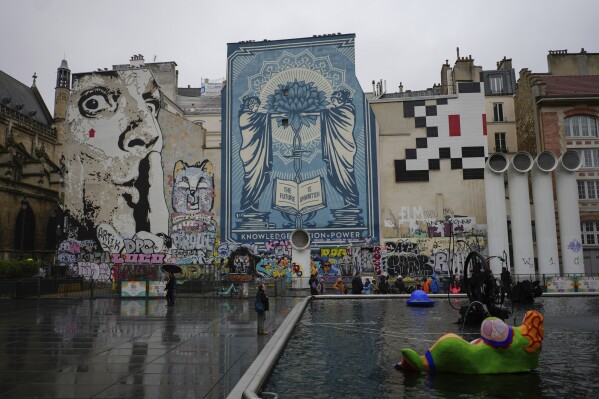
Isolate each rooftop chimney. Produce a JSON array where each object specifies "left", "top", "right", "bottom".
[{"left": 130, "top": 54, "right": 145, "bottom": 68}]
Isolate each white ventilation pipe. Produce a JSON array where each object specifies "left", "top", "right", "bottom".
[
  {"left": 531, "top": 151, "right": 559, "bottom": 275},
  {"left": 508, "top": 152, "right": 535, "bottom": 276},
  {"left": 485, "top": 153, "right": 510, "bottom": 275},
  {"left": 290, "top": 229, "right": 311, "bottom": 289},
  {"left": 556, "top": 150, "right": 584, "bottom": 274}
]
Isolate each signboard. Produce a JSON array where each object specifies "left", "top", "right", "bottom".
[
  {"left": 545, "top": 276, "right": 576, "bottom": 293},
  {"left": 121, "top": 281, "right": 147, "bottom": 297},
  {"left": 576, "top": 276, "right": 599, "bottom": 292},
  {"left": 148, "top": 280, "right": 167, "bottom": 297}
]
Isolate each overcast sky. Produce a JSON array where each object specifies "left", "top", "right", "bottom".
[{"left": 2, "top": 0, "right": 599, "bottom": 114}]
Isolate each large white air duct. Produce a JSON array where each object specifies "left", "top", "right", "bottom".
[
  {"left": 531, "top": 151, "right": 560, "bottom": 275},
  {"left": 556, "top": 150, "right": 584, "bottom": 274},
  {"left": 485, "top": 153, "right": 510, "bottom": 274},
  {"left": 290, "top": 229, "right": 311, "bottom": 289},
  {"left": 508, "top": 152, "right": 535, "bottom": 276}
]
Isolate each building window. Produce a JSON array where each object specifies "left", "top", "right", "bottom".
[
  {"left": 578, "top": 181, "right": 586, "bottom": 199},
  {"left": 577, "top": 148, "right": 599, "bottom": 168},
  {"left": 493, "top": 103, "right": 504, "bottom": 122},
  {"left": 582, "top": 221, "right": 599, "bottom": 245},
  {"left": 490, "top": 76, "right": 503, "bottom": 94},
  {"left": 578, "top": 180, "right": 599, "bottom": 199},
  {"left": 494, "top": 132, "right": 507, "bottom": 153},
  {"left": 281, "top": 118, "right": 289, "bottom": 127},
  {"left": 565, "top": 115, "right": 598, "bottom": 137}
]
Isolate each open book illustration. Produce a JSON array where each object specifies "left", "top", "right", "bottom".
[{"left": 272, "top": 176, "right": 326, "bottom": 215}]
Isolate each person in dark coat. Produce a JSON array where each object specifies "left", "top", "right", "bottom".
[
  {"left": 379, "top": 275, "right": 390, "bottom": 294},
  {"left": 351, "top": 271, "right": 364, "bottom": 294},
  {"left": 165, "top": 272, "right": 176, "bottom": 306},
  {"left": 256, "top": 284, "right": 270, "bottom": 335},
  {"left": 394, "top": 276, "right": 406, "bottom": 294},
  {"left": 309, "top": 274, "right": 319, "bottom": 295}
]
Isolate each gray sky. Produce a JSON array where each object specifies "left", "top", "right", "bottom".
[{"left": 2, "top": 0, "right": 599, "bottom": 114}]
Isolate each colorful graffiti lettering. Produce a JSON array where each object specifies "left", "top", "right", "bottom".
[
  {"left": 265, "top": 240, "right": 291, "bottom": 257},
  {"left": 111, "top": 253, "right": 166, "bottom": 264}
]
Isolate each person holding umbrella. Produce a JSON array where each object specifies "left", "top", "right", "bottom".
[{"left": 165, "top": 272, "right": 176, "bottom": 306}]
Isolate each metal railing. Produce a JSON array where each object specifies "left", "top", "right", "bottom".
[{"left": 0, "top": 277, "right": 296, "bottom": 300}]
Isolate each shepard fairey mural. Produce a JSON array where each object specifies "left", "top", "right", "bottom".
[{"left": 222, "top": 34, "right": 379, "bottom": 247}]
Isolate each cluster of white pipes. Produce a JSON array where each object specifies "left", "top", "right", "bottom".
[{"left": 485, "top": 150, "right": 583, "bottom": 275}]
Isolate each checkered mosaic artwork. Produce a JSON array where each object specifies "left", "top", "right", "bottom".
[{"left": 395, "top": 82, "right": 488, "bottom": 182}]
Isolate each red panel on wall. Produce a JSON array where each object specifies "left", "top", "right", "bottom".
[
  {"left": 449, "top": 115, "right": 461, "bottom": 136},
  {"left": 482, "top": 114, "right": 487, "bottom": 135}
]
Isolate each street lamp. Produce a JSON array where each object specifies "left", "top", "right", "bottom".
[{"left": 20, "top": 197, "right": 29, "bottom": 260}]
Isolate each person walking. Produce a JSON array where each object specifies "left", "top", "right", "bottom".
[
  {"left": 256, "top": 284, "right": 269, "bottom": 335},
  {"left": 165, "top": 272, "right": 176, "bottom": 306},
  {"left": 351, "top": 271, "right": 364, "bottom": 294}
]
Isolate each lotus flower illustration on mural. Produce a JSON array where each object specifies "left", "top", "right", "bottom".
[{"left": 266, "top": 80, "right": 329, "bottom": 133}]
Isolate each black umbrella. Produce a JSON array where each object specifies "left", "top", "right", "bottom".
[{"left": 161, "top": 264, "right": 182, "bottom": 274}]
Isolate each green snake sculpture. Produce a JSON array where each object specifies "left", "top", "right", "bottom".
[{"left": 396, "top": 310, "right": 544, "bottom": 374}]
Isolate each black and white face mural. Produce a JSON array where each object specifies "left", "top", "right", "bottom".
[{"left": 62, "top": 69, "right": 169, "bottom": 253}]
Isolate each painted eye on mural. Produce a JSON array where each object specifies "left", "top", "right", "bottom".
[
  {"left": 177, "top": 177, "right": 190, "bottom": 189},
  {"left": 78, "top": 87, "right": 115, "bottom": 118},
  {"left": 143, "top": 90, "right": 160, "bottom": 118}
]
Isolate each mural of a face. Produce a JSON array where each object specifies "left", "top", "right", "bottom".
[{"left": 63, "top": 69, "right": 169, "bottom": 252}]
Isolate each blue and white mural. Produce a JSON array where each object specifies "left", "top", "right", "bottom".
[{"left": 222, "top": 34, "right": 379, "bottom": 247}]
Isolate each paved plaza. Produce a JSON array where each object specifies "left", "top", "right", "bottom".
[
  {"left": 2, "top": 293, "right": 599, "bottom": 398},
  {"left": 0, "top": 296, "right": 302, "bottom": 398}
]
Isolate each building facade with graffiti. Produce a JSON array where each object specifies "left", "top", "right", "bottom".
[
  {"left": 58, "top": 56, "right": 220, "bottom": 284},
  {"left": 56, "top": 40, "right": 489, "bottom": 285},
  {"left": 55, "top": 41, "right": 591, "bottom": 286},
  {"left": 221, "top": 35, "right": 380, "bottom": 251},
  {"left": 369, "top": 71, "right": 490, "bottom": 277}
]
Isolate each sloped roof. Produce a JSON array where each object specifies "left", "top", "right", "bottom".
[
  {"left": 0, "top": 69, "right": 52, "bottom": 125},
  {"left": 538, "top": 75, "right": 599, "bottom": 96}
]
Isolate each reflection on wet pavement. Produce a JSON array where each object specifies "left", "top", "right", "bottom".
[{"left": 0, "top": 297, "right": 300, "bottom": 398}]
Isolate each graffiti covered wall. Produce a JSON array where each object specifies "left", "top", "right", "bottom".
[
  {"left": 60, "top": 67, "right": 219, "bottom": 280},
  {"left": 222, "top": 34, "right": 380, "bottom": 248}
]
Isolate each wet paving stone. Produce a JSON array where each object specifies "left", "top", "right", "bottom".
[{"left": 0, "top": 297, "right": 300, "bottom": 398}]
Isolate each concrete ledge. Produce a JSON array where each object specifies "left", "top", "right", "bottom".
[{"left": 228, "top": 296, "right": 310, "bottom": 399}]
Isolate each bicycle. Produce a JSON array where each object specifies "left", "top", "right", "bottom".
[{"left": 216, "top": 282, "right": 240, "bottom": 298}]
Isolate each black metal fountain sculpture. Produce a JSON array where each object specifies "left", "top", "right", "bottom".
[
  {"left": 510, "top": 279, "right": 543, "bottom": 303},
  {"left": 455, "top": 251, "right": 510, "bottom": 326}
]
